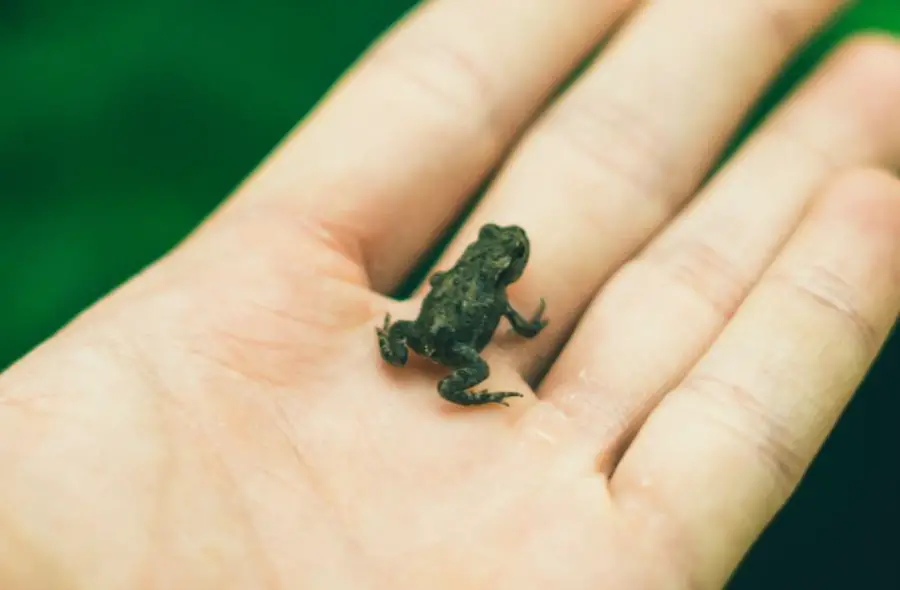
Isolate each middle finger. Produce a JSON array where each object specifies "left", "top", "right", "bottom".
[{"left": 423, "top": 0, "right": 849, "bottom": 376}]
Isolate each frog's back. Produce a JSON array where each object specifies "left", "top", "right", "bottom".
[{"left": 416, "top": 264, "right": 502, "bottom": 351}]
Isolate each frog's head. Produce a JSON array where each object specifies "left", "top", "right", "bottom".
[{"left": 479, "top": 223, "right": 530, "bottom": 286}]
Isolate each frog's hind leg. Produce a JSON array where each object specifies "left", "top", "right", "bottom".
[
  {"left": 376, "top": 314, "right": 414, "bottom": 367},
  {"left": 437, "top": 345, "right": 523, "bottom": 407}
]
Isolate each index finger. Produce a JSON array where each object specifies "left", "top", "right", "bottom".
[{"left": 206, "top": 0, "right": 635, "bottom": 292}]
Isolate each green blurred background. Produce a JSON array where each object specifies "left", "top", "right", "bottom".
[{"left": 2, "top": 1, "right": 899, "bottom": 587}]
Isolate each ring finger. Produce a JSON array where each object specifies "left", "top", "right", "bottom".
[
  {"left": 611, "top": 167, "right": 900, "bottom": 587},
  {"left": 541, "top": 36, "right": 900, "bottom": 459}
]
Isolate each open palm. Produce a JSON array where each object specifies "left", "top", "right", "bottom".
[{"left": 3, "top": 1, "right": 900, "bottom": 588}]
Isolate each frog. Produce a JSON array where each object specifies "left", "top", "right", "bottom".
[{"left": 376, "top": 223, "right": 548, "bottom": 407}]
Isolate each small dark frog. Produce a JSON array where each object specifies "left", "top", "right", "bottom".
[{"left": 377, "top": 223, "right": 548, "bottom": 407}]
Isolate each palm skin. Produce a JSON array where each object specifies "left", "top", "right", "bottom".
[{"left": 0, "top": 229, "right": 658, "bottom": 589}]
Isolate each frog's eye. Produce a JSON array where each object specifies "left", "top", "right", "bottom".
[{"left": 479, "top": 223, "right": 501, "bottom": 239}]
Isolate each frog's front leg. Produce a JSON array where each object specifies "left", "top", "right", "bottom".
[
  {"left": 504, "top": 297, "right": 548, "bottom": 338},
  {"left": 376, "top": 314, "right": 414, "bottom": 367},
  {"left": 437, "top": 344, "right": 524, "bottom": 407}
]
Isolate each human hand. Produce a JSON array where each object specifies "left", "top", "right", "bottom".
[{"left": 2, "top": 0, "right": 900, "bottom": 588}]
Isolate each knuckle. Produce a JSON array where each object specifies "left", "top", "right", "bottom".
[
  {"left": 636, "top": 239, "right": 750, "bottom": 320},
  {"left": 770, "top": 263, "right": 879, "bottom": 363},
  {"left": 677, "top": 374, "right": 808, "bottom": 495},
  {"left": 370, "top": 28, "right": 509, "bottom": 153},
  {"left": 540, "top": 91, "right": 679, "bottom": 213}
]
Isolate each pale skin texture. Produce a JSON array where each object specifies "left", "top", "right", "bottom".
[{"left": 2, "top": 0, "right": 900, "bottom": 588}]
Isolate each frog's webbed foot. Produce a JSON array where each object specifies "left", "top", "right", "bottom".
[
  {"left": 505, "top": 297, "right": 548, "bottom": 338},
  {"left": 437, "top": 345, "right": 523, "bottom": 407},
  {"left": 376, "top": 314, "right": 413, "bottom": 367}
]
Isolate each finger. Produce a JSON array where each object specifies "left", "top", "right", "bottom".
[
  {"left": 609, "top": 168, "right": 900, "bottom": 588},
  {"left": 541, "top": 36, "right": 900, "bottom": 456},
  {"left": 207, "top": 0, "right": 634, "bottom": 293},
  {"left": 420, "top": 0, "right": 850, "bottom": 374}
]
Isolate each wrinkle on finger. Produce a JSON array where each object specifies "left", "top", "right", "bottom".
[
  {"left": 540, "top": 34, "right": 900, "bottom": 457},
  {"left": 610, "top": 167, "right": 900, "bottom": 588},
  {"left": 418, "top": 0, "right": 852, "bottom": 383},
  {"left": 207, "top": 0, "right": 635, "bottom": 294}
]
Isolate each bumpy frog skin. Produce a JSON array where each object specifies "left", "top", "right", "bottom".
[{"left": 377, "top": 223, "right": 548, "bottom": 407}]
